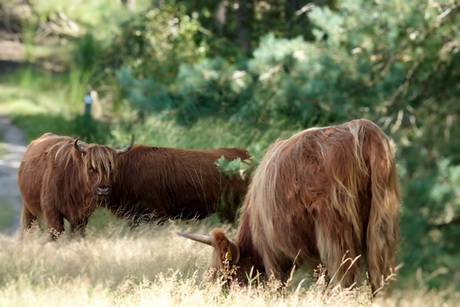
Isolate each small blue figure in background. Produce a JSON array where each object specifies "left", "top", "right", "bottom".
[{"left": 84, "top": 93, "right": 92, "bottom": 120}]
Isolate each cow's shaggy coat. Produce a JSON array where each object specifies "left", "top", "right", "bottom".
[
  {"left": 179, "top": 119, "right": 401, "bottom": 294},
  {"left": 18, "top": 133, "right": 131, "bottom": 239},
  {"left": 107, "top": 145, "right": 251, "bottom": 224}
]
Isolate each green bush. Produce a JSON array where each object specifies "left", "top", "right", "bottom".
[{"left": 111, "top": 3, "right": 205, "bottom": 81}]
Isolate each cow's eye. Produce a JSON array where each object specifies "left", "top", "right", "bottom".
[{"left": 88, "top": 167, "right": 97, "bottom": 172}]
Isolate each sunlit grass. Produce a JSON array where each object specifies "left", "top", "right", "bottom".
[
  {"left": 29, "top": 0, "right": 152, "bottom": 28},
  {"left": 0, "top": 69, "right": 99, "bottom": 142},
  {"left": 111, "top": 113, "right": 299, "bottom": 162},
  {"left": 0, "top": 221, "right": 369, "bottom": 307},
  {"left": 1, "top": 221, "right": 458, "bottom": 307}
]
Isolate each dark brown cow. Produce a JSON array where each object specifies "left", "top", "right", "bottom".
[
  {"left": 179, "top": 119, "right": 401, "bottom": 294},
  {"left": 17, "top": 133, "right": 133, "bottom": 239},
  {"left": 106, "top": 145, "right": 251, "bottom": 224}
]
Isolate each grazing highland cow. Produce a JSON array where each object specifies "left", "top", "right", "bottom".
[
  {"left": 17, "top": 133, "right": 133, "bottom": 239},
  {"left": 179, "top": 119, "right": 401, "bottom": 294},
  {"left": 107, "top": 145, "right": 251, "bottom": 225}
]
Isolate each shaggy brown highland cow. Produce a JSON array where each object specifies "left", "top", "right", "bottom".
[
  {"left": 179, "top": 118, "right": 401, "bottom": 294},
  {"left": 107, "top": 145, "right": 251, "bottom": 224},
  {"left": 18, "top": 133, "right": 132, "bottom": 239}
]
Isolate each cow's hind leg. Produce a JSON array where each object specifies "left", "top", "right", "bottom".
[
  {"left": 20, "top": 206, "right": 38, "bottom": 234},
  {"left": 315, "top": 216, "right": 362, "bottom": 289}
]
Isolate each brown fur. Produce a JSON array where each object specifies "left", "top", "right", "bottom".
[
  {"left": 207, "top": 119, "right": 401, "bottom": 293},
  {"left": 17, "top": 133, "right": 129, "bottom": 239},
  {"left": 107, "top": 145, "right": 251, "bottom": 224}
]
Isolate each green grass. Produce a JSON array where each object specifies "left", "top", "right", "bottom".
[
  {"left": 111, "top": 112, "right": 298, "bottom": 162},
  {"left": 29, "top": 0, "right": 152, "bottom": 28},
  {"left": 0, "top": 126, "right": 15, "bottom": 232},
  {"left": 0, "top": 67, "right": 113, "bottom": 142},
  {"left": 0, "top": 202, "right": 15, "bottom": 232}
]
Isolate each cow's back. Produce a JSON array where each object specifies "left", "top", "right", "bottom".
[{"left": 109, "top": 145, "right": 250, "bottom": 221}]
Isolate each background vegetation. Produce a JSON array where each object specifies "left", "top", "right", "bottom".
[{"left": 0, "top": 0, "right": 459, "bottom": 303}]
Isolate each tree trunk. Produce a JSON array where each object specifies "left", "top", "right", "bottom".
[{"left": 237, "top": 0, "right": 253, "bottom": 53}]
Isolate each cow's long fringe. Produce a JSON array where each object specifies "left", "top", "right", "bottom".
[
  {"left": 52, "top": 138, "right": 118, "bottom": 185},
  {"left": 240, "top": 118, "right": 400, "bottom": 292},
  {"left": 84, "top": 146, "right": 119, "bottom": 185}
]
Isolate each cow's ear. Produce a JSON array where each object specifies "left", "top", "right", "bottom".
[{"left": 211, "top": 228, "right": 240, "bottom": 264}]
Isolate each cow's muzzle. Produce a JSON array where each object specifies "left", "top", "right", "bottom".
[{"left": 95, "top": 186, "right": 111, "bottom": 196}]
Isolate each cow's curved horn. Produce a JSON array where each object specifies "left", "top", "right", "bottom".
[
  {"left": 116, "top": 135, "right": 134, "bottom": 154},
  {"left": 74, "top": 137, "right": 87, "bottom": 152},
  {"left": 177, "top": 231, "right": 213, "bottom": 246}
]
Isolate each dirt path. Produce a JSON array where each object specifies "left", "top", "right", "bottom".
[{"left": 0, "top": 114, "right": 26, "bottom": 235}]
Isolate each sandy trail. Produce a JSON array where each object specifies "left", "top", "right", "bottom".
[{"left": 0, "top": 114, "right": 26, "bottom": 235}]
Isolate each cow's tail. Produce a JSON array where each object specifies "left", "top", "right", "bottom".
[{"left": 365, "top": 121, "right": 401, "bottom": 294}]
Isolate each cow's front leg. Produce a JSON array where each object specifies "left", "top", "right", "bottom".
[{"left": 44, "top": 209, "right": 65, "bottom": 240}]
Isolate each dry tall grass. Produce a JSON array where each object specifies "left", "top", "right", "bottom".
[{"left": 0, "top": 221, "right": 458, "bottom": 307}]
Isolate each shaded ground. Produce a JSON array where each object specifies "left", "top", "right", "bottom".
[{"left": 0, "top": 114, "right": 26, "bottom": 235}]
